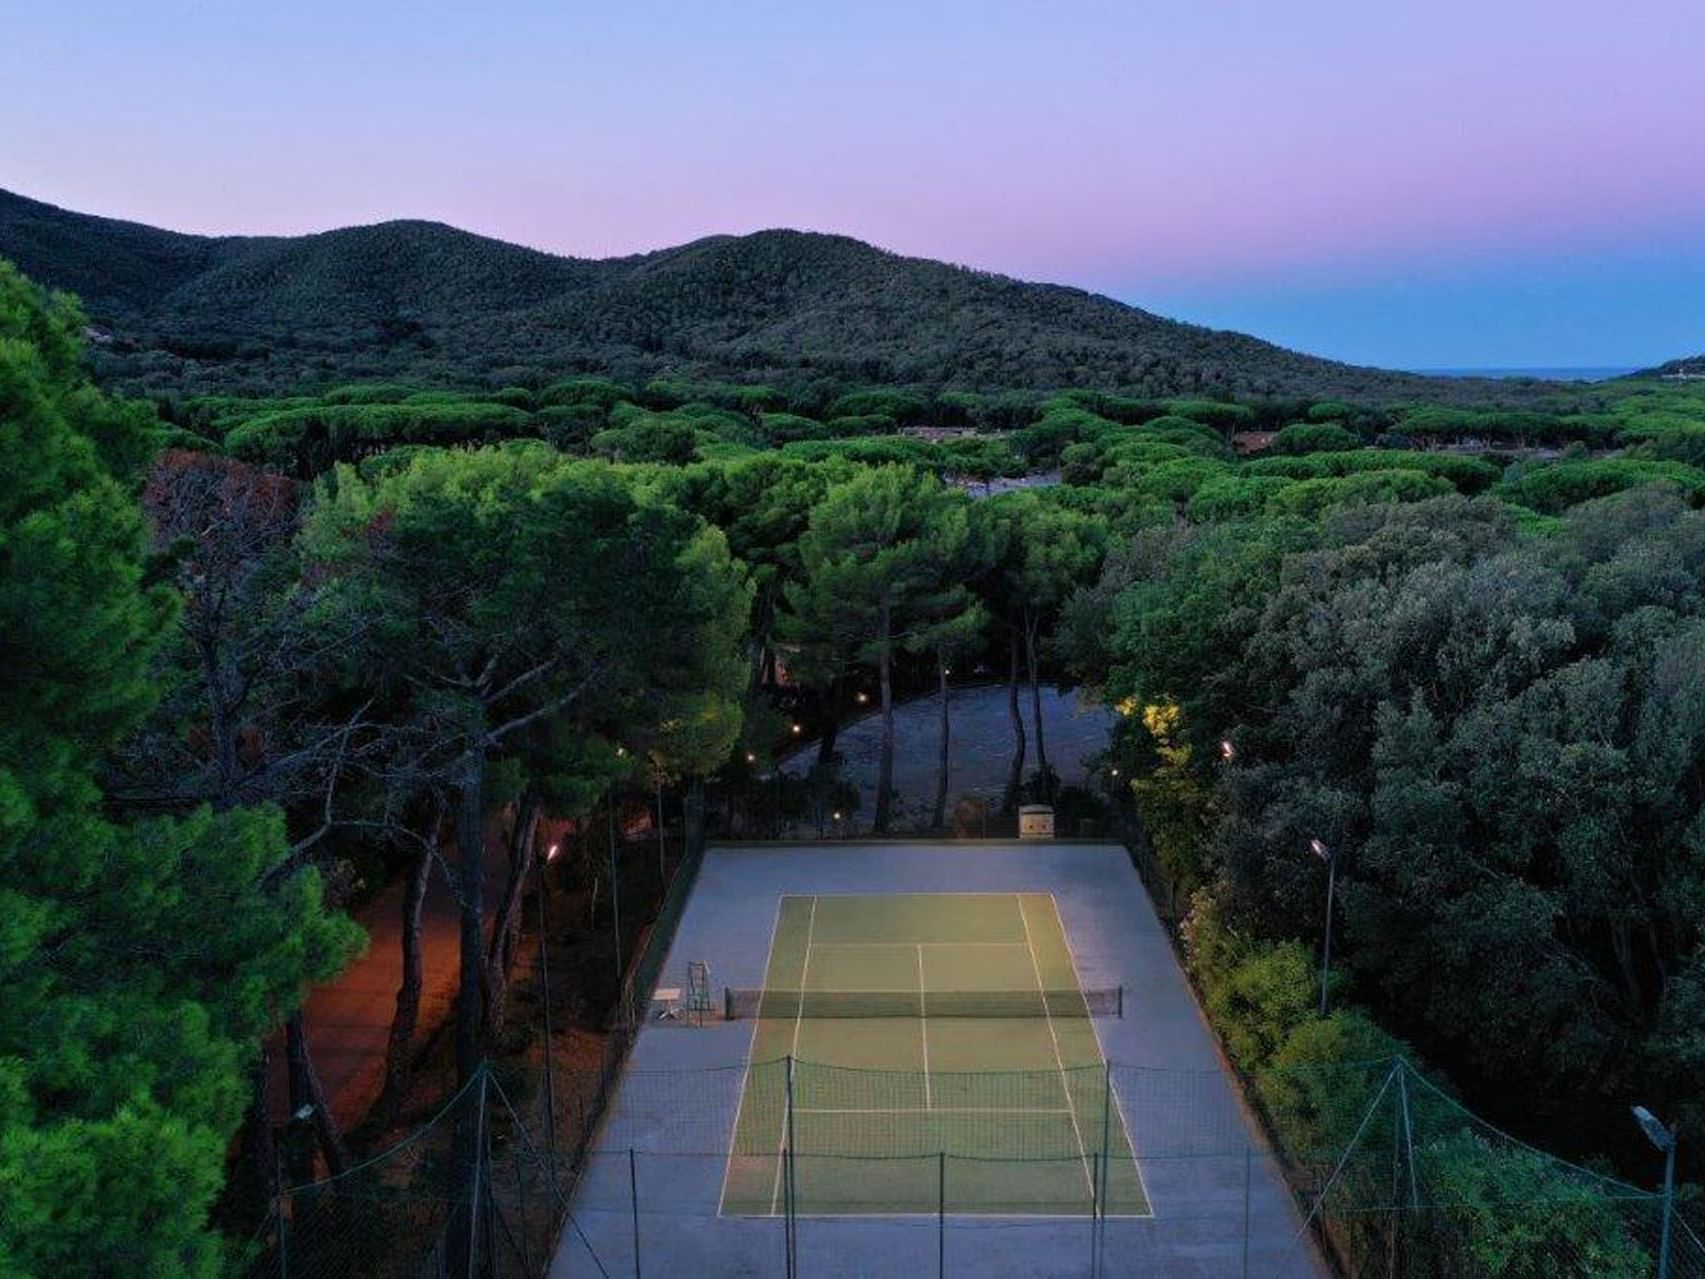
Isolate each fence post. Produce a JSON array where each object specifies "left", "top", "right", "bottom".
[
  {"left": 629, "top": 1147, "right": 642, "bottom": 1279},
  {"left": 538, "top": 855, "right": 558, "bottom": 1182},
  {"left": 1091, "top": 1151, "right": 1101, "bottom": 1279},
  {"left": 467, "top": 1068, "right": 489, "bottom": 1279},
  {"left": 938, "top": 1151, "right": 946, "bottom": 1278},
  {"left": 273, "top": 1144, "right": 288, "bottom": 1279},
  {"left": 1098, "top": 1063, "right": 1113, "bottom": 1277},
  {"left": 1242, "top": 1146, "right": 1252, "bottom": 1279},
  {"left": 785, "top": 1055, "right": 798, "bottom": 1279},
  {"left": 608, "top": 782, "right": 624, "bottom": 1006}
]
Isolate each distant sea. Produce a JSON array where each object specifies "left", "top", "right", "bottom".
[{"left": 1408, "top": 367, "right": 1639, "bottom": 382}]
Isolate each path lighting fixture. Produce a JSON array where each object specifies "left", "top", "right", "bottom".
[
  {"left": 746, "top": 751, "right": 757, "bottom": 763},
  {"left": 856, "top": 692, "right": 869, "bottom": 704},
  {"left": 546, "top": 842, "right": 560, "bottom": 863},
  {"left": 1220, "top": 739, "right": 1236, "bottom": 763},
  {"left": 791, "top": 723, "right": 803, "bottom": 735},
  {"left": 1633, "top": 1106, "right": 1677, "bottom": 1279},
  {"left": 1310, "top": 839, "right": 1336, "bottom": 1018}
]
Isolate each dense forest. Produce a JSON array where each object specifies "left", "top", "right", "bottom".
[
  {"left": 6, "top": 234, "right": 1705, "bottom": 1274},
  {"left": 0, "top": 187, "right": 1646, "bottom": 405}
]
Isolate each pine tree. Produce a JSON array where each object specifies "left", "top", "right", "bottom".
[{"left": 0, "top": 260, "right": 360, "bottom": 1273}]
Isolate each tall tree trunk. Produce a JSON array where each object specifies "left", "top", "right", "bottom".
[
  {"left": 455, "top": 748, "right": 487, "bottom": 1086},
  {"left": 932, "top": 649, "right": 951, "bottom": 830},
  {"left": 285, "top": 1012, "right": 348, "bottom": 1177},
  {"left": 815, "top": 678, "right": 841, "bottom": 766},
  {"left": 378, "top": 838, "right": 433, "bottom": 1124},
  {"left": 484, "top": 789, "right": 541, "bottom": 1040},
  {"left": 1004, "top": 631, "right": 1026, "bottom": 813},
  {"left": 874, "top": 605, "right": 895, "bottom": 832},
  {"left": 1026, "top": 622, "right": 1050, "bottom": 799}
]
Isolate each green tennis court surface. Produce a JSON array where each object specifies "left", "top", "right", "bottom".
[{"left": 720, "top": 893, "right": 1149, "bottom": 1218}]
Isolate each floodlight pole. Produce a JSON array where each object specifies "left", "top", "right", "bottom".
[
  {"left": 1311, "top": 839, "right": 1336, "bottom": 1018},
  {"left": 1660, "top": 1134, "right": 1676, "bottom": 1279},
  {"left": 1633, "top": 1106, "right": 1677, "bottom": 1279}
]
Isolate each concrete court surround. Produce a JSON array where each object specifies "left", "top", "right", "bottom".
[{"left": 552, "top": 841, "right": 1325, "bottom": 1278}]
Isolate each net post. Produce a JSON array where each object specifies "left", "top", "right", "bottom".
[
  {"left": 629, "top": 1146, "right": 642, "bottom": 1279},
  {"left": 1118, "top": 984, "right": 1124, "bottom": 1018}
]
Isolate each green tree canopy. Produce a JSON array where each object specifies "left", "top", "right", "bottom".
[{"left": 0, "top": 261, "right": 359, "bottom": 1274}]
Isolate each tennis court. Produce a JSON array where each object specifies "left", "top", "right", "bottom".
[{"left": 719, "top": 892, "right": 1150, "bottom": 1218}]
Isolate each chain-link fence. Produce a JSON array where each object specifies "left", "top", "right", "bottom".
[{"left": 250, "top": 1048, "right": 1703, "bottom": 1277}]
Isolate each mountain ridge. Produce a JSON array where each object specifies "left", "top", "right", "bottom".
[{"left": 0, "top": 187, "right": 1606, "bottom": 403}]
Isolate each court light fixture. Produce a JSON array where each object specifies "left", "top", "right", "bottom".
[
  {"left": 1309, "top": 839, "right": 1336, "bottom": 1017},
  {"left": 1632, "top": 1106, "right": 1677, "bottom": 1278}
]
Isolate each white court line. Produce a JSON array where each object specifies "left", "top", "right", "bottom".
[
  {"left": 804, "top": 940, "right": 1031, "bottom": 948},
  {"left": 1019, "top": 896, "right": 1096, "bottom": 1199},
  {"left": 916, "top": 944, "right": 932, "bottom": 1109},
  {"left": 717, "top": 893, "right": 788, "bottom": 1217},
  {"left": 770, "top": 896, "right": 819, "bottom": 1215},
  {"left": 1044, "top": 893, "right": 1156, "bottom": 1220},
  {"left": 795, "top": 1107, "right": 1075, "bottom": 1115}
]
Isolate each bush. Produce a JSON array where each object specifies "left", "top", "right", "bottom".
[
  {"left": 1245, "top": 449, "right": 1500, "bottom": 495},
  {"left": 1265, "top": 469, "right": 1454, "bottom": 519},
  {"left": 1186, "top": 475, "right": 1294, "bottom": 522},
  {"left": 1272, "top": 422, "right": 1359, "bottom": 455},
  {"left": 1493, "top": 460, "right": 1705, "bottom": 514}
]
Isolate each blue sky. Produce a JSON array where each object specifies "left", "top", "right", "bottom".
[{"left": 2, "top": 0, "right": 1701, "bottom": 368}]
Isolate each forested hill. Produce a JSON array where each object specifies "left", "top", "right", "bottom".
[
  {"left": 1642, "top": 354, "right": 1705, "bottom": 379},
  {"left": 1, "top": 187, "right": 1545, "bottom": 403}
]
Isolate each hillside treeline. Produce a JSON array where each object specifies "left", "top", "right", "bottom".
[{"left": 0, "top": 187, "right": 1649, "bottom": 405}]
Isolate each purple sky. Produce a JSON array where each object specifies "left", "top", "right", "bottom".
[{"left": 5, "top": 1, "right": 1702, "bottom": 366}]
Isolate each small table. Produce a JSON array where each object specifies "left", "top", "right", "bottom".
[{"left": 654, "top": 988, "right": 683, "bottom": 1020}]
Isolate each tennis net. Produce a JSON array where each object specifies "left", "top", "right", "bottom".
[{"left": 722, "top": 986, "right": 1124, "bottom": 1020}]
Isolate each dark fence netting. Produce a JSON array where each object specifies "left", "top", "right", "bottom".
[{"left": 247, "top": 1051, "right": 1703, "bottom": 1277}]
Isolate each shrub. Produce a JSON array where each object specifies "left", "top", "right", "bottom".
[{"left": 1272, "top": 422, "right": 1359, "bottom": 455}]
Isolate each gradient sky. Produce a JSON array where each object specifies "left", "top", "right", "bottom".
[{"left": 4, "top": 0, "right": 1702, "bottom": 367}]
